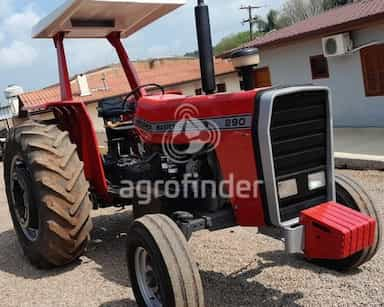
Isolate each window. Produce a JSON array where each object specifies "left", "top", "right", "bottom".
[
  {"left": 195, "top": 88, "right": 202, "bottom": 96},
  {"left": 254, "top": 67, "right": 272, "bottom": 88},
  {"left": 217, "top": 83, "right": 227, "bottom": 93},
  {"left": 361, "top": 44, "right": 384, "bottom": 97},
  {"left": 310, "top": 55, "right": 329, "bottom": 79},
  {"left": 240, "top": 81, "right": 245, "bottom": 90}
]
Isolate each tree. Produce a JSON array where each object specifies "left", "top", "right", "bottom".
[
  {"left": 281, "top": 0, "right": 311, "bottom": 25},
  {"left": 184, "top": 50, "right": 199, "bottom": 57},
  {"left": 183, "top": 0, "right": 359, "bottom": 57},
  {"left": 323, "top": 0, "right": 355, "bottom": 10},
  {"left": 256, "top": 10, "right": 283, "bottom": 33},
  {"left": 213, "top": 31, "right": 257, "bottom": 55},
  {"left": 281, "top": 0, "right": 359, "bottom": 26},
  {"left": 184, "top": 8, "right": 286, "bottom": 57},
  {"left": 184, "top": 31, "right": 260, "bottom": 57}
]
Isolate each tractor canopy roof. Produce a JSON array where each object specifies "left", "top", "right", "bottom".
[{"left": 33, "top": 0, "right": 185, "bottom": 39}]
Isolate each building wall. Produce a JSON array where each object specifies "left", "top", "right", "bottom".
[
  {"left": 258, "top": 23, "right": 384, "bottom": 127},
  {"left": 87, "top": 102, "right": 105, "bottom": 133},
  {"left": 167, "top": 72, "right": 241, "bottom": 96}
]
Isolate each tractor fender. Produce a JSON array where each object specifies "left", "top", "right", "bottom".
[{"left": 25, "top": 101, "right": 110, "bottom": 201}]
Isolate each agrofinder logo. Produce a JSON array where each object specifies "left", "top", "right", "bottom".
[
  {"left": 162, "top": 104, "right": 221, "bottom": 163},
  {"left": 120, "top": 104, "right": 263, "bottom": 204}
]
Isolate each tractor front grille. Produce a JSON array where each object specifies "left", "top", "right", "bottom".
[{"left": 270, "top": 91, "right": 329, "bottom": 221}]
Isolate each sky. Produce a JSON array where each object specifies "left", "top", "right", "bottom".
[{"left": 0, "top": 0, "right": 284, "bottom": 93}]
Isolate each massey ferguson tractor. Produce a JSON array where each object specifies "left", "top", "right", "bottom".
[{"left": 3, "top": 0, "right": 382, "bottom": 306}]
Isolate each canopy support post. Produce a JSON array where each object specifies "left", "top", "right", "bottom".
[
  {"left": 107, "top": 32, "right": 146, "bottom": 98},
  {"left": 54, "top": 32, "right": 73, "bottom": 101}
]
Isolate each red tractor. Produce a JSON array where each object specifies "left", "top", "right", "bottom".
[{"left": 4, "top": 0, "right": 381, "bottom": 306}]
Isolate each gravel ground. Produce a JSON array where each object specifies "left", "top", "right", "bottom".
[{"left": 0, "top": 166, "right": 383, "bottom": 307}]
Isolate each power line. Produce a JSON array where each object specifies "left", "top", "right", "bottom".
[{"left": 240, "top": 4, "right": 264, "bottom": 41}]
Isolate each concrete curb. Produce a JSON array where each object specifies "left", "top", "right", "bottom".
[{"left": 335, "top": 152, "right": 384, "bottom": 171}]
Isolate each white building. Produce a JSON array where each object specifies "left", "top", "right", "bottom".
[{"left": 228, "top": 0, "right": 384, "bottom": 127}]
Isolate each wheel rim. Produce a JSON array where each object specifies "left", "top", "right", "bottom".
[
  {"left": 10, "top": 156, "right": 39, "bottom": 242},
  {"left": 134, "top": 247, "right": 162, "bottom": 307}
]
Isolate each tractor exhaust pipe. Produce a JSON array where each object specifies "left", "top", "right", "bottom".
[{"left": 195, "top": 0, "right": 216, "bottom": 94}]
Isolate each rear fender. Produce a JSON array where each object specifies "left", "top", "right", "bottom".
[{"left": 26, "top": 101, "right": 109, "bottom": 201}]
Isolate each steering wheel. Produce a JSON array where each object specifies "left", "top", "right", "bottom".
[{"left": 123, "top": 83, "right": 165, "bottom": 104}]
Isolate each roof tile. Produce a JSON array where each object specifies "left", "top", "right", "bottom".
[
  {"left": 20, "top": 58, "right": 235, "bottom": 107},
  {"left": 223, "top": 0, "right": 384, "bottom": 56}
]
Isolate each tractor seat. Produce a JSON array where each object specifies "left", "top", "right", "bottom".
[{"left": 98, "top": 97, "right": 133, "bottom": 120}]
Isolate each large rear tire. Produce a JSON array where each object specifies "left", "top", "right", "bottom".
[
  {"left": 127, "top": 214, "right": 204, "bottom": 307},
  {"left": 314, "top": 172, "right": 382, "bottom": 271},
  {"left": 4, "top": 121, "right": 93, "bottom": 269}
]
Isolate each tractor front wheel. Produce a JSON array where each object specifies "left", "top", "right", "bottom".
[
  {"left": 313, "top": 172, "right": 382, "bottom": 271},
  {"left": 4, "top": 121, "right": 93, "bottom": 269},
  {"left": 127, "top": 214, "right": 205, "bottom": 307}
]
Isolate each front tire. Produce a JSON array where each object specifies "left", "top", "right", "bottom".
[
  {"left": 335, "top": 173, "right": 382, "bottom": 267},
  {"left": 313, "top": 172, "right": 382, "bottom": 271},
  {"left": 127, "top": 214, "right": 204, "bottom": 307},
  {"left": 4, "top": 121, "right": 93, "bottom": 268}
]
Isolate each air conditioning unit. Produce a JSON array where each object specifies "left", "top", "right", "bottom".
[{"left": 322, "top": 33, "right": 353, "bottom": 57}]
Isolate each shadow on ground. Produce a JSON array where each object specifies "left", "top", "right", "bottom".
[
  {"left": 0, "top": 208, "right": 361, "bottom": 307},
  {"left": 199, "top": 249, "right": 361, "bottom": 307},
  {"left": 0, "top": 229, "right": 81, "bottom": 279},
  {"left": 257, "top": 250, "right": 362, "bottom": 276},
  {"left": 99, "top": 299, "right": 137, "bottom": 307},
  {"left": 0, "top": 209, "right": 134, "bottom": 283},
  {"left": 86, "top": 209, "right": 135, "bottom": 287},
  {"left": 201, "top": 268, "right": 304, "bottom": 307}
]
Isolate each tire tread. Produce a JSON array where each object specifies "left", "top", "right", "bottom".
[
  {"left": 335, "top": 172, "right": 382, "bottom": 268},
  {"left": 4, "top": 120, "right": 92, "bottom": 268},
  {"left": 336, "top": 173, "right": 382, "bottom": 265},
  {"left": 131, "top": 214, "right": 205, "bottom": 307}
]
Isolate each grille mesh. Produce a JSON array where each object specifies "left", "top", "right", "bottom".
[{"left": 270, "top": 91, "right": 329, "bottom": 221}]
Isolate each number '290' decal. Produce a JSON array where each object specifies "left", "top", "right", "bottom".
[{"left": 134, "top": 115, "right": 253, "bottom": 133}]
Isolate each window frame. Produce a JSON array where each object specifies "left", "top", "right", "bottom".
[
  {"left": 360, "top": 44, "right": 384, "bottom": 97},
  {"left": 195, "top": 88, "right": 202, "bottom": 96},
  {"left": 254, "top": 66, "right": 272, "bottom": 88},
  {"left": 216, "top": 83, "right": 227, "bottom": 93},
  {"left": 310, "top": 54, "right": 330, "bottom": 80}
]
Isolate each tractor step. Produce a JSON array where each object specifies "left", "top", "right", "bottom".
[
  {"left": 300, "top": 202, "right": 376, "bottom": 260},
  {"left": 173, "top": 208, "right": 236, "bottom": 240}
]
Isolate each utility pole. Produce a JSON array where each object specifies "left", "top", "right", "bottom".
[{"left": 240, "top": 4, "right": 263, "bottom": 41}]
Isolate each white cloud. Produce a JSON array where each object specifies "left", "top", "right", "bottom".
[
  {"left": 3, "top": 8, "right": 40, "bottom": 39},
  {"left": 0, "top": 5, "right": 40, "bottom": 70},
  {"left": 146, "top": 45, "right": 173, "bottom": 58},
  {"left": 0, "top": 41, "right": 38, "bottom": 68},
  {"left": 0, "top": 0, "right": 285, "bottom": 92},
  {"left": 0, "top": 0, "right": 13, "bottom": 19},
  {"left": 66, "top": 39, "right": 117, "bottom": 73}
]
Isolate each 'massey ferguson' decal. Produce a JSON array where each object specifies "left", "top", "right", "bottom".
[{"left": 135, "top": 115, "right": 253, "bottom": 133}]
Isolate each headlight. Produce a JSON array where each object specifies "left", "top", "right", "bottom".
[
  {"left": 278, "top": 179, "right": 298, "bottom": 199},
  {"left": 308, "top": 171, "right": 326, "bottom": 191}
]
